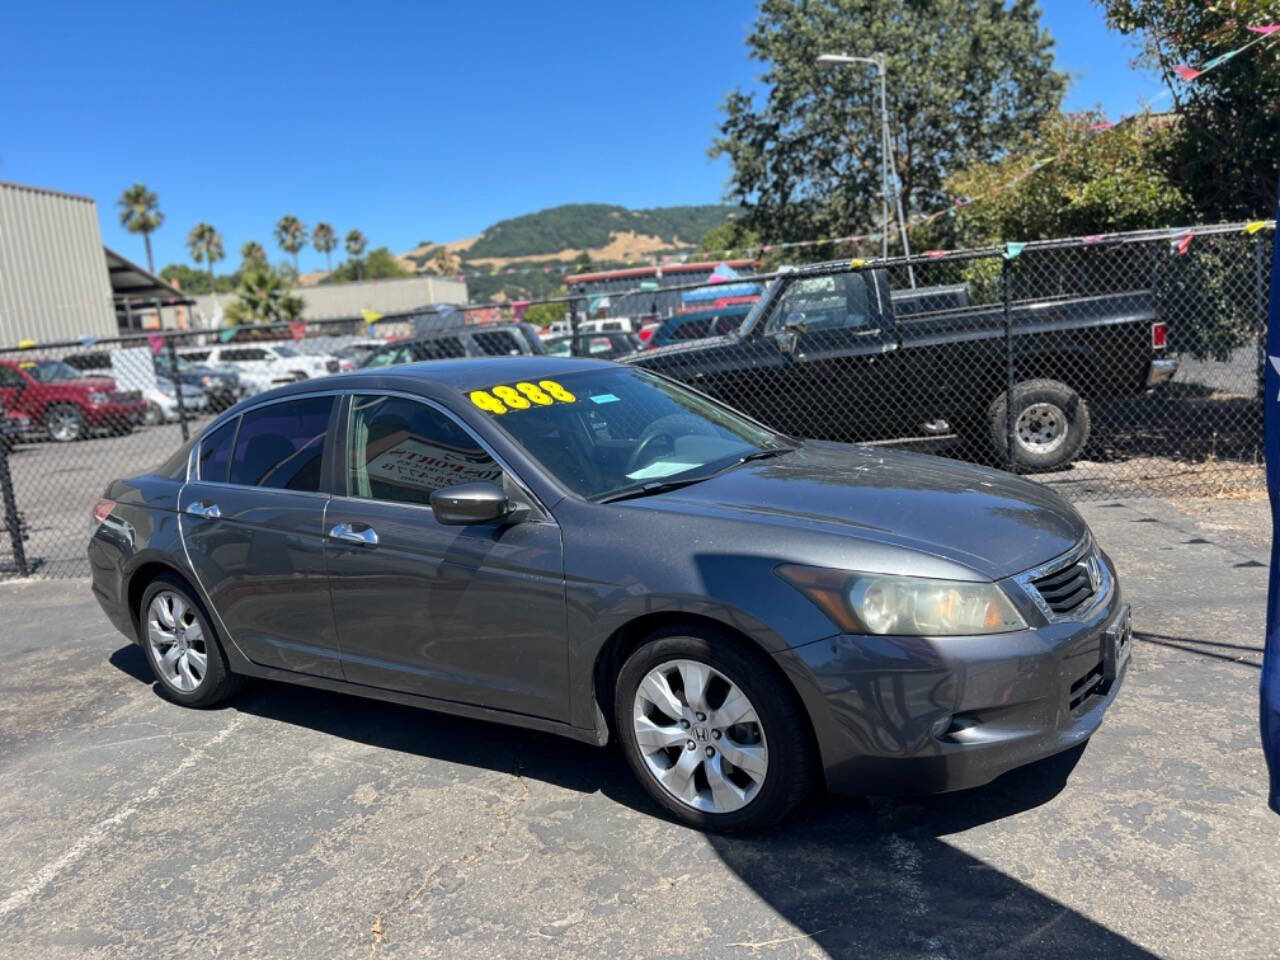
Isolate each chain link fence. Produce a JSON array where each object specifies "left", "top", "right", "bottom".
[{"left": 0, "top": 222, "right": 1271, "bottom": 580}]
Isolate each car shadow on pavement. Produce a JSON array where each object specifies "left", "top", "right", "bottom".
[
  {"left": 110, "top": 643, "right": 1157, "bottom": 957},
  {"left": 707, "top": 745, "right": 1158, "bottom": 958}
]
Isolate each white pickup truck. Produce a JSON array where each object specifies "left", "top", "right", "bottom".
[{"left": 179, "top": 343, "right": 340, "bottom": 385}]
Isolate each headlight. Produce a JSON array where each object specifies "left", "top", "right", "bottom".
[
  {"left": 776, "top": 565, "right": 1026, "bottom": 636},
  {"left": 88, "top": 391, "right": 111, "bottom": 404}
]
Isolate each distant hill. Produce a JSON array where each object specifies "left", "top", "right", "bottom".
[{"left": 462, "top": 203, "right": 740, "bottom": 259}]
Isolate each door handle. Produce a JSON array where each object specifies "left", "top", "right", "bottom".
[
  {"left": 328, "top": 522, "right": 378, "bottom": 547},
  {"left": 185, "top": 501, "right": 221, "bottom": 519}
]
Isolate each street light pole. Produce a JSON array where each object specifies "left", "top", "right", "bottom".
[{"left": 817, "top": 52, "right": 915, "bottom": 286}]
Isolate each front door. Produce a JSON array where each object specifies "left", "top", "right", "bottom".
[
  {"left": 324, "top": 393, "right": 570, "bottom": 722},
  {"left": 178, "top": 395, "right": 342, "bottom": 678}
]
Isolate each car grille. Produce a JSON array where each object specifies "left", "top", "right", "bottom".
[
  {"left": 1032, "top": 560, "right": 1095, "bottom": 615},
  {"left": 110, "top": 390, "right": 142, "bottom": 404},
  {"left": 326, "top": 359, "right": 340, "bottom": 373}
]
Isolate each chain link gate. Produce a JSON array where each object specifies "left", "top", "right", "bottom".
[{"left": 0, "top": 222, "right": 1271, "bottom": 580}]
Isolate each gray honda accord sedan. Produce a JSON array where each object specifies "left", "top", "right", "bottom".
[{"left": 88, "top": 356, "right": 1131, "bottom": 831}]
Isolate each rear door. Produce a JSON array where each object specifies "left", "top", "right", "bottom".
[
  {"left": 323, "top": 392, "right": 569, "bottom": 721},
  {"left": 178, "top": 395, "right": 343, "bottom": 678}
]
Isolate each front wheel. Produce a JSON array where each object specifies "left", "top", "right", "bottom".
[
  {"left": 988, "top": 379, "right": 1091, "bottom": 472},
  {"left": 615, "top": 627, "right": 815, "bottom": 833},
  {"left": 44, "top": 404, "right": 84, "bottom": 442}
]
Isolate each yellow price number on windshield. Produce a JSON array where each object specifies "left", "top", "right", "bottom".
[
  {"left": 469, "top": 390, "right": 507, "bottom": 415},
  {"left": 470, "top": 380, "right": 575, "bottom": 415}
]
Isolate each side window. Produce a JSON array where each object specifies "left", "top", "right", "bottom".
[
  {"left": 183, "top": 350, "right": 210, "bottom": 363},
  {"left": 0, "top": 366, "right": 23, "bottom": 387},
  {"left": 347, "top": 395, "right": 503, "bottom": 507},
  {"left": 198, "top": 418, "right": 238, "bottom": 482},
  {"left": 229, "top": 397, "right": 333, "bottom": 491},
  {"left": 770, "top": 273, "right": 874, "bottom": 333},
  {"left": 243, "top": 348, "right": 269, "bottom": 361}
]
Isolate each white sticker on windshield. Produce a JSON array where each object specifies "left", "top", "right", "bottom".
[
  {"left": 626, "top": 460, "right": 694, "bottom": 480},
  {"left": 590, "top": 393, "right": 620, "bottom": 404}
]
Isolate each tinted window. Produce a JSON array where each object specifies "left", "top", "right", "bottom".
[
  {"left": 0, "top": 366, "right": 25, "bottom": 387},
  {"left": 471, "top": 331, "right": 521, "bottom": 356},
  {"left": 182, "top": 350, "right": 211, "bottom": 362},
  {"left": 348, "top": 395, "right": 502, "bottom": 507},
  {"left": 421, "top": 337, "right": 465, "bottom": 359},
  {"left": 199, "top": 419, "right": 237, "bottom": 482},
  {"left": 769, "top": 273, "right": 873, "bottom": 332},
  {"left": 230, "top": 397, "right": 333, "bottom": 491}
]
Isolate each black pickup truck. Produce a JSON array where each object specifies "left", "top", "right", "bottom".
[{"left": 627, "top": 264, "right": 1177, "bottom": 471}]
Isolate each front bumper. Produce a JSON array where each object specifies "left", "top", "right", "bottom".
[{"left": 791, "top": 558, "right": 1129, "bottom": 796}]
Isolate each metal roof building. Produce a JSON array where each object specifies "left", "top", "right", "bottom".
[{"left": 0, "top": 180, "right": 118, "bottom": 346}]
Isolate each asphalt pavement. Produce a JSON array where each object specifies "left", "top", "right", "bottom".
[{"left": 0, "top": 496, "right": 1276, "bottom": 959}]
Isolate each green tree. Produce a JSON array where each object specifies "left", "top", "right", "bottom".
[
  {"left": 696, "top": 221, "right": 763, "bottom": 258},
  {"left": 185, "top": 222, "right": 225, "bottom": 297},
  {"left": 224, "top": 264, "right": 305, "bottom": 326},
  {"left": 240, "top": 240, "right": 267, "bottom": 267},
  {"left": 117, "top": 183, "right": 164, "bottom": 274},
  {"left": 571, "top": 251, "right": 593, "bottom": 272},
  {"left": 940, "top": 110, "right": 1191, "bottom": 245},
  {"left": 1095, "top": 0, "right": 1279, "bottom": 219},
  {"left": 324, "top": 246, "right": 408, "bottom": 284},
  {"left": 712, "top": 0, "right": 1065, "bottom": 246},
  {"left": 431, "top": 246, "right": 454, "bottom": 276},
  {"left": 344, "top": 229, "right": 367, "bottom": 280},
  {"left": 274, "top": 215, "right": 308, "bottom": 273},
  {"left": 523, "top": 300, "right": 568, "bottom": 328},
  {"left": 312, "top": 222, "right": 337, "bottom": 272}
]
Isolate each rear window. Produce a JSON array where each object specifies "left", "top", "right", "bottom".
[
  {"left": 471, "top": 331, "right": 521, "bottom": 356},
  {"left": 182, "top": 350, "right": 211, "bottom": 362},
  {"left": 198, "top": 419, "right": 237, "bottom": 483},
  {"left": 229, "top": 397, "right": 333, "bottom": 491}
]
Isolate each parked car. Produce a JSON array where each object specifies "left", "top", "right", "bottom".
[
  {"left": 1, "top": 402, "right": 29, "bottom": 448},
  {"left": 152, "top": 353, "right": 244, "bottom": 411},
  {"left": 0, "top": 358, "right": 147, "bottom": 442},
  {"left": 178, "top": 343, "right": 340, "bottom": 383},
  {"left": 360, "top": 323, "right": 545, "bottom": 369},
  {"left": 630, "top": 264, "right": 1177, "bottom": 471},
  {"left": 647, "top": 304, "right": 756, "bottom": 348},
  {"left": 544, "top": 332, "right": 643, "bottom": 359},
  {"left": 90, "top": 356, "right": 1129, "bottom": 832},
  {"left": 64, "top": 351, "right": 214, "bottom": 424}
]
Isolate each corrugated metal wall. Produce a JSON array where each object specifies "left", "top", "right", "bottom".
[
  {"left": 190, "top": 274, "right": 468, "bottom": 323},
  {"left": 0, "top": 181, "right": 118, "bottom": 346}
]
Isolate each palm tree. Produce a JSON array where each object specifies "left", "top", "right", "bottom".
[
  {"left": 312, "top": 222, "right": 337, "bottom": 273},
  {"left": 274, "top": 215, "right": 308, "bottom": 273},
  {"left": 345, "top": 229, "right": 367, "bottom": 281},
  {"left": 186, "top": 222, "right": 225, "bottom": 295},
  {"left": 225, "top": 265, "right": 305, "bottom": 326},
  {"left": 117, "top": 184, "right": 164, "bottom": 274},
  {"left": 240, "top": 241, "right": 266, "bottom": 268}
]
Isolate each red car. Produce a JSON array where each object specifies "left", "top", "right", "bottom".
[{"left": 0, "top": 358, "right": 147, "bottom": 442}]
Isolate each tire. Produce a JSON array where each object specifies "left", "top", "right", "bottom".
[
  {"left": 614, "top": 626, "right": 815, "bottom": 833},
  {"left": 988, "top": 378, "right": 1090, "bottom": 472},
  {"left": 44, "top": 404, "right": 84, "bottom": 443},
  {"left": 138, "top": 574, "right": 242, "bottom": 707}
]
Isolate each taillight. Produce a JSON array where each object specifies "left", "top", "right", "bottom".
[
  {"left": 1152, "top": 322, "right": 1168, "bottom": 349},
  {"left": 91, "top": 499, "right": 116, "bottom": 533}
]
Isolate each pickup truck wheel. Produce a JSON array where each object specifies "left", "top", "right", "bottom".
[
  {"left": 988, "top": 379, "right": 1090, "bottom": 472},
  {"left": 45, "top": 405, "right": 84, "bottom": 443}
]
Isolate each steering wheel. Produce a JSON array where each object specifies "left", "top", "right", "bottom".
[{"left": 625, "top": 414, "right": 718, "bottom": 474}]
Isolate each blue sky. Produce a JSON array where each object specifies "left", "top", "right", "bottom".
[{"left": 0, "top": 1, "right": 1158, "bottom": 274}]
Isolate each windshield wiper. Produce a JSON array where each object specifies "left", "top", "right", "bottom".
[{"left": 597, "top": 448, "right": 796, "bottom": 504}]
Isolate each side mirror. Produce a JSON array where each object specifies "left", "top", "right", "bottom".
[
  {"left": 783, "top": 313, "right": 808, "bottom": 335},
  {"left": 430, "top": 481, "right": 513, "bottom": 526}
]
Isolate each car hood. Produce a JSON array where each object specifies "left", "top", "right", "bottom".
[{"left": 624, "top": 441, "right": 1087, "bottom": 581}]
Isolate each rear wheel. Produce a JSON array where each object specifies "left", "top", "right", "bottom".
[
  {"left": 615, "top": 627, "right": 814, "bottom": 833},
  {"left": 988, "top": 379, "right": 1090, "bottom": 472},
  {"left": 139, "top": 574, "right": 241, "bottom": 707},
  {"left": 45, "top": 405, "right": 84, "bottom": 442}
]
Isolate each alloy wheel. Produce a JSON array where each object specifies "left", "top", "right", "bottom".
[
  {"left": 47, "top": 410, "right": 82, "bottom": 442},
  {"left": 631, "top": 657, "right": 768, "bottom": 814},
  {"left": 146, "top": 591, "right": 208, "bottom": 692}
]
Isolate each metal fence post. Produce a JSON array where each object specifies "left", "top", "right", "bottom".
[
  {"left": 1256, "top": 237, "right": 1269, "bottom": 402},
  {"left": 0, "top": 440, "right": 29, "bottom": 578},
  {"left": 166, "top": 332, "right": 189, "bottom": 442},
  {"left": 1002, "top": 254, "right": 1017, "bottom": 474}
]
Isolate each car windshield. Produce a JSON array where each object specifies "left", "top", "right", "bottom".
[
  {"left": 273, "top": 345, "right": 299, "bottom": 357},
  {"left": 473, "top": 366, "right": 791, "bottom": 501},
  {"left": 544, "top": 338, "right": 572, "bottom": 357},
  {"left": 25, "top": 360, "right": 83, "bottom": 383}
]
